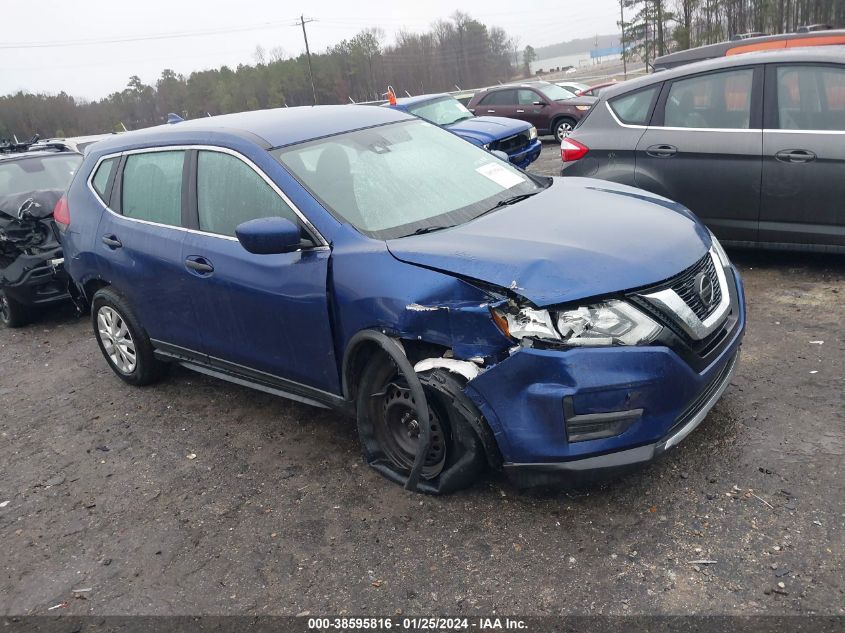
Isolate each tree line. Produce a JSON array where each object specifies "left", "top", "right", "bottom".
[
  {"left": 622, "top": 0, "right": 844, "bottom": 66},
  {"left": 0, "top": 12, "right": 521, "bottom": 139}
]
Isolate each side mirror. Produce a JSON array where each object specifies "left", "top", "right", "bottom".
[
  {"left": 236, "top": 217, "right": 303, "bottom": 255},
  {"left": 491, "top": 150, "right": 510, "bottom": 162}
]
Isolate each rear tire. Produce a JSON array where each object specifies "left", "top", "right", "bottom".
[
  {"left": 0, "top": 290, "right": 31, "bottom": 328},
  {"left": 355, "top": 353, "right": 486, "bottom": 494},
  {"left": 91, "top": 287, "right": 169, "bottom": 386},
  {"left": 553, "top": 117, "right": 576, "bottom": 143}
]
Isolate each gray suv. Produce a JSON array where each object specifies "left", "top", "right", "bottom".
[{"left": 561, "top": 47, "right": 845, "bottom": 252}]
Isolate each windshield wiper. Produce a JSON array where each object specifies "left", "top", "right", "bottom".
[
  {"left": 481, "top": 192, "right": 540, "bottom": 215},
  {"left": 411, "top": 224, "right": 453, "bottom": 236}
]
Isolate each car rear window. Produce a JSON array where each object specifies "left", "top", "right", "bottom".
[
  {"left": 609, "top": 86, "right": 660, "bottom": 125},
  {"left": 121, "top": 151, "right": 184, "bottom": 226}
]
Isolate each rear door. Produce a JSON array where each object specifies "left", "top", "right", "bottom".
[
  {"left": 475, "top": 89, "right": 518, "bottom": 120},
  {"left": 94, "top": 148, "right": 203, "bottom": 354},
  {"left": 181, "top": 148, "right": 339, "bottom": 394},
  {"left": 760, "top": 62, "right": 845, "bottom": 247},
  {"left": 634, "top": 66, "right": 763, "bottom": 242}
]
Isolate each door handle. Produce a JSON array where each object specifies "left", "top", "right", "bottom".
[
  {"left": 775, "top": 149, "right": 816, "bottom": 163},
  {"left": 101, "top": 235, "right": 122, "bottom": 249},
  {"left": 487, "top": 110, "right": 496, "bottom": 113},
  {"left": 185, "top": 257, "right": 214, "bottom": 274},
  {"left": 646, "top": 144, "right": 678, "bottom": 158},
  {"left": 516, "top": 109, "right": 525, "bottom": 113}
]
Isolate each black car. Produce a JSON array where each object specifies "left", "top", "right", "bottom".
[
  {"left": 0, "top": 141, "right": 82, "bottom": 327},
  {"left": 561, "top": 47, "right": 845, "bottom": 252}
]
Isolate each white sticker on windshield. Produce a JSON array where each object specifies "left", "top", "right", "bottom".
[{"left": 475, "top": 162, "right": 524, "bottom": 189}]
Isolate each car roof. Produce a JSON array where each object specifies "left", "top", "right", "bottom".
[
  {"left": 655, "top": 29, "right": 845, "bottom": 68},
  {"left": 90, "top": 105, "right": 415, "bottom": 154},
  {"left": 602, "top": 46, "right": 845, "bottom": 99},
  {"left": 393, "top": 93, "right": 453, "bottom": 107},
  {"left": 0, "top": 148, "right": 80, "bottom": 162}
]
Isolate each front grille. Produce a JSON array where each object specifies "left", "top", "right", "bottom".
[
  {"left": 666, "top": 252, "right": 722, "bottom": 320},
  {"left": 494, "top": 131, "right": 530, "bottom": 154}
]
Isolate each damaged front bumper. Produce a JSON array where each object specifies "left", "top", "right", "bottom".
[{"left": 462, "top": 270, "right": 746, "bottom": 486}]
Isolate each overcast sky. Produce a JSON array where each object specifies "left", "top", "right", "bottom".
[{"left": 1, "top": 0, "right": 621, "bottom": 101}]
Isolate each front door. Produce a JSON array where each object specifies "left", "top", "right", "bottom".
[
  {"left": 181, "top": 149, "right": 339, "bottom": 394},
  {"left": 635, "top": 66, "right": 763, "bottom": 242},
  {"left": 760, "top": 62, "right": 845, "bottom": 247}
]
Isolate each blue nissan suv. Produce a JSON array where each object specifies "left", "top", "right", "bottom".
[{"left": 59, "top": 105, "right": 745, "bottom": 494}]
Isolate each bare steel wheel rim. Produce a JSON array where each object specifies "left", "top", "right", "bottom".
[
  {"left": 97, "top": 306, "right": 137, "bottom": 374},
  {"left": 376, "top": 382, "right": 447, "bottom": 480},
  {"left": 0, "top": 293, "right": 10, "bottom": 324}
]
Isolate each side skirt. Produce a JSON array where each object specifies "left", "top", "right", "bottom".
[{"left": 152, "top": 340, "right": 353, "bottom": 415}]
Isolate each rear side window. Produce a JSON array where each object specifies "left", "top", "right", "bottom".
[
  {"left": 91, "top": 157, "right": 116, "bottom": 202},
  {"left": 480, "top": 90, "right": 516, "bottom": 106},
  {"left": 197, "top": 151, "right": 299, "bottom": 237},
  {"left": 121, "top": 151, "right": 185, "bottom": 226},
  {"left": 776, "top": 64, "right": 845, "bottom": 131},
  {"left": 609, "top": 87, "right": 659, "bottom": 125},
  {"left": 664, "top": 69, "right": 754, "bottom": 129}
]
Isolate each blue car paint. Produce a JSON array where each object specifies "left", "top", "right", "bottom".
[
  {"left": 62, "top": 105, "right": 745, "bottom": 478},
  {"left": 389, "top": 95, "right": 542, "bottom": 168}
]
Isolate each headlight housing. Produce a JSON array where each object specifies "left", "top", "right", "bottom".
[
  {"left": 497, "top": 300, "right": 662, "bottom": 347},
  {"left": 528, "top": 126, "right": 538, "bottom": 140},
  {"left": 575, "top": 105, "right": 591, "bottom": 111}
]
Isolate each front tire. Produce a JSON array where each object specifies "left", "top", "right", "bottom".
[
  {"left": 553, "top": 117, "right": 576, "bottom": 143},
  {"left": 356, "top": 354, "right": 486, "bottom": 494},
  {"left": 90, "top": 287, "right": 168, "bottom": 386},
  {"left": 0, "top": 290, "right": 31, "bottom": 328}
]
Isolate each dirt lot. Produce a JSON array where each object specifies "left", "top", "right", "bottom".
[{"left": 1, "top": 142, "right": 843, "bottom": 616}]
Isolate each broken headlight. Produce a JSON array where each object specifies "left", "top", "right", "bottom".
[
  {"left": 497, "top": 300, "right": 662, "bottom": 347},
  {"left": 528, "top": 126, "right": 538, "bottom": 140}
]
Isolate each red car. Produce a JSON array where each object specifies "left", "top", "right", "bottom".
[
  {"left": 467, "top": 81, "right": 596, "bottom": 142},
  {"left": 576, "top": 81, "right": 619, "bottom": 98}
]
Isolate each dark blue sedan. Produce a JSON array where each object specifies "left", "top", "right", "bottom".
[
  {"left": 388, "top": 94, "right": 542, "bottom": 168},
  {"left": 58, "top": 105, "right": 745, "bottom": 493}
]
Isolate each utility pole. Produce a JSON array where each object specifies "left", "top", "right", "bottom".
[
  {"left": 294, "top": 14, "right": 317, "bottom": 105},
  {"left": 620, "top": 0, "right": 628, "bottom": 78}
]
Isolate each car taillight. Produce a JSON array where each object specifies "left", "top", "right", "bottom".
[
  {"left": 561, "top": 138, "right": 589, "bottom": 162},
  {"left": 53, "top": 196, "right": 70, "bottom": 229}
]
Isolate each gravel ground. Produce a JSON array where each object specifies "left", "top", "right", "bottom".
[{"left": 0, "top": 141, "right": 842, "bottom": 616}]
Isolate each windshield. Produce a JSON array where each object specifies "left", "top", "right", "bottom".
[
  {"left": 406, "top": 96, "right": 474, "bottom": 126},
  {"left": 0, "top": 154, "right": 82, "bottom": 197},
  {"left": 274, "top": 119, "right": 546, "bottom": 240},
  {"left": 537, "top": 84, "right": 578, "bottom": 101}
]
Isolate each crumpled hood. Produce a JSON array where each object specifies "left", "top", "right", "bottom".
[
  {"left": 386, "top": 178, "right": 711, "bottom": 307},
  {"left": 446, "top": 116, "right": 532, "bottom": 146}
]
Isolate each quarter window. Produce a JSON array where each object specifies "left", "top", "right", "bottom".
[
  {"left": 609, "top": 86, "right": 659, "bottom": 125},
  {"left": 121, "top": 151, "right": 185, "bottom": 226},
  {"left": 776, "top": 65, "right": 845, "bottom": 131},
  {"left": 91, "top": 157, "right": 117, "bottom": 202},
  {"left": 197, "top": 151, "right": 299, "bottom": 237},
  {"left": 664, "top": 69, "right": 754, "bottom": 129}
]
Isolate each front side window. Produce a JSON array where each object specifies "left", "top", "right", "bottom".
[
  {"left": 274, "top": 119, "right": 546, "bottom": 240},
  {"left": 776, "top": 64, "right": 845, "bottom": 131},
  {"left": 0, "top": 154, "right": 82, "bottom": 198},
  {"left": 518, "top": 89, "right": 540, "bottom": 105},
  {"left": 406, "top": 97, "right": 474, "bottom": 126},
  {"left": 664, "top": 68, "right": 754, "bottom": 129},
  {"left": 197, "top": 150, "right": 299, "bottom": 237},
  {"left": 121, "top": 150, "right": 185, "bottom": 226},
  {"left": 609, "top": 86, "right": 659, "bottom": 125}
]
